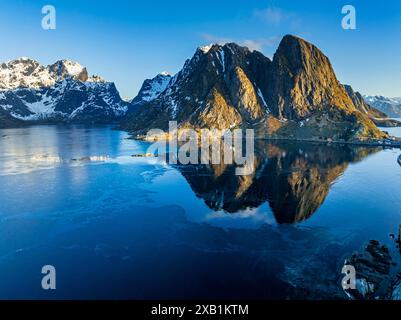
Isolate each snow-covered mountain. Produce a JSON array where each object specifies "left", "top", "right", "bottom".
[
  {"left": 363, "top": 95, "right": 401, "bottom": 118},
  {"left": 130, "top": 72, "right": 172, "bottom": 107},
  {"left": 0, "top": 58, "right": 128, "bottom": 126},
  {"left": 0, "top": 58, "right": 89, "bottom": 89}
]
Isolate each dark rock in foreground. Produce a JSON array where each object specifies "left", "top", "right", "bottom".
[{"left": 344, "top": 229, "right": 401, "bottom": 300}]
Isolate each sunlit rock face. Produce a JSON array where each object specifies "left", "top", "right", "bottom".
[
  {"left": 173, "top": 141, "right": 380, "bottom": 224},
  {"left": 123, "top": 35, "right": 386, "bottom": 141},
  {"left": 267, "top": 35, "right": 354, "bottom": 120},
  {"left": 123, "top": 42, "right": 270, "bottom": 132}
]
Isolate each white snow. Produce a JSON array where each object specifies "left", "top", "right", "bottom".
[
  {"left": 69, "top": 101, "right": 86, "bottom": 119},
  {"left": 217, "top": 49, "right": 225, "bottom": 73},
  {"left": 0, "top": 57, "right": 129, "bottom": 121},
  {"left": 59, "top": 60, "right": 84, "bottom": 77},
  {"left": 364, "top": 95, "right": 400, "bottom": 105},
  {"left": 1, "top": 104, "right": 13, "bottom": 110},
  {"left": 199, "top": 44, "right": 213, "bottom": 53},
  {"left": 0, "top": 58, "right": 54, "bottom": 90},
  {"left": 87, "top": 75, "right": 105, "bottom": 83},
  {"left": 170, "top": 99, "right": 179, "bottom": 118},
  {"left": 211, "top": 61, "right": 219, "bottom": 75},
  {"left": 159, "top": 71, "right": 171, "bottom": 76},
  {"left": 226, "top": 44, "right": 235, "bottom": 55},
  {"left": 0, "top": 58, "right": 87, "bottom": 91},
  {"left": 25, "top": 94, "right": 55, "bottom": 115},
  {"left": 257, "top": 88, "right": 269, "bottom": 112},
  {"left": 140, "top": 74, "right": 171, "bottom": 102}
]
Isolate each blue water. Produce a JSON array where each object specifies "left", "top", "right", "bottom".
[{"left": 0, "top": 124, "right": 400, "bottom": 299}]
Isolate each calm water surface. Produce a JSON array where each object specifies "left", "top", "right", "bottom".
[{"left": 0, "top": 124, "right": 400, "bottom": 299}]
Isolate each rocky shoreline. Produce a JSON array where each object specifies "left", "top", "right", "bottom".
[
  {"left": 130, "top": 131, "right": 401, "bottom": 148},
  {"left": 258, "top": 136, "right": 401, "bottom": 148},
  {"left": 343, "top": 226, "right": 401, "bottom": 300}
]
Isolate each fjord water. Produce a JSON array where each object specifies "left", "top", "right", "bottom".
[{"left": 0, "top": 125, "right": 400, "bottom": 299}]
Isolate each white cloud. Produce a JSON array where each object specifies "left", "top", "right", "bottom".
[
  {"left": 242, "top": 38, "right": 278, "bottom": 52},
  {"left": 254, "top": 7, "right": 295, "bottom": 25},
  {"left": 200, "top": 34, "right": 233, "bottom": 46},
  {"left": 242, "top": 40, "right": 263, "bottom": 52}
]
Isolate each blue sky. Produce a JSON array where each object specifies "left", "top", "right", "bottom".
[{"left": 0, "top": 0, "right": 400, "bottom": 99}]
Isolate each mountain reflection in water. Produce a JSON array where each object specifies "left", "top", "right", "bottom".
[{"left": 173, "top": 141, "right": 380, "bottom": 224}]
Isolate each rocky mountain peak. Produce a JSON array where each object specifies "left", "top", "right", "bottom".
[
  {"left": 6, "top": 57, "right": 41, "bottom": 68},
  {"left": 0, "top": 57, "right": 92, "bottom": 90},
  {"left": 130, "top": 72, "right": 172, "bottom": 107},
  {"left": 48, "top": 59, "right": 88, "bottom": 82},
  {"left": 0, "top": 57, "right": 52, "bottom": 89},
  {"left": 268, "top": 34, "right": 356, "bottom": 120},
  {"left": 0, "top": 57, "right": 128, "bottom": 125},
  {"left": 124, "top": 34, "right": 388, "bottom": 142},
  {"left": 87, "top": 75, "right": 106, "bottom": 83},
  {"left": 198, "top": 43, "right": 216, "bottom": 54},
  {"left": 159, "top": 71, "right": 171, "bottom": 77},
  {"left": 274, "top": 34, "right": 323, "bottom": 71},
  {"left": 344, "top": 85, "right": 372, "bottom": 114}
]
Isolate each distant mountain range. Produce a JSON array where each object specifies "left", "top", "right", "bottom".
[
  {"left": 363, "top": 96, "right": 401, "bottom": 118},
  {"left": 344, "top": 85, "right": 401, "bottom": 127},
  {"left": 1, "top": 35, "right": 400, "bottom": 142},
  {"left": 0, "top": 58, "right": 128, "bottom": 127}
]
